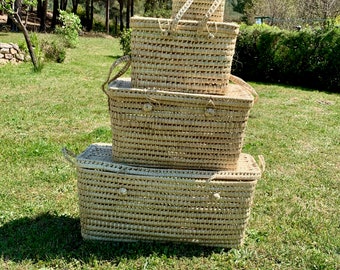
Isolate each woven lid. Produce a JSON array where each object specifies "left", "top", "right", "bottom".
[
  {"left": 108, "top": 78, "right": 255, "bottom": 108},
  {"left": 76, "top": 143, "right": 262, "bottom": 181},
  {"left": 131, "top": 16, "right": 239, "bottom": 35}
]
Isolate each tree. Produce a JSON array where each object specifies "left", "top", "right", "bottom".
[
  {"left": 297, "top": 0, "right": 340, "bottom": 25},
  {"left": 144, "top": 0, "right": 171, "bottom": 17},
  {"left": 37, "top": 0, "right": 48, "bottom": 31},
  {"left": 59, "top": 0, "right": 67, "bottom": 10},
  {"left": 230, "top": 0, "right": 252, "bottom": 14},
  {"left": 117, "top": 0, "right": 124, "bottom": 31},
  {"left": 0, "top": 0, "right": 39, "bottom": 70},
  {"left": 51, "top": 0, "right": 58, "bottom": 29},
  {"left": 71, "top": 0, "right": 79, "bottom": 13},
  {"left": 124, "top": 0, "right": 135, "bottom": 30},
  {"left": 84, "top": 0, "right": 93, "bottom": 31},
  {"left": 144, "top": 0, "right": 156, "bottom": 14},
  {"left": 244, "top": 0, "right": 340, "bottom": 28},
  {"left": 105, "top": 0, "right": 110, "bottom": 34},
  {"left": 126, "top": 0, "right": 130, "bottom": 28},
  {"left": 246, "top": 0, "right": 297, "bottom": 26}
]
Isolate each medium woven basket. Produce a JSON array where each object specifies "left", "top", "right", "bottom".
[
  {"left": 102, "top": 73, "right": 258, "bottom": 170},
  {"left": 171, "top": 0, "right": 225, "bottom": 22},
  {"left": 130, "top": 13, "right": 239, "bottom": 95},
  {"left": 64, "top": 143, "right": 263, "bottom": 248}
]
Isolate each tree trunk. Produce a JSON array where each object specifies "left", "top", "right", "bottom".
[
  {"left": 118, "top": 0, "right": 124, "bottom": 32},
  {"left": 115, "top": 15, "right": 118, "bottom": 35},
  {"left": 9, "top": 13, "right": 39, "bottom": 70},
  {"left": 85, "top": 0, "right": 91, "bottom": 30},
  {"left": 105, "top": 0, "right": 110, "bottom": 34},
  {"left": 7, "top": 15, "right": 18, "bottom": 32},
  {"left": 126, "top": 0, "right": 130, "bottom": 28},
  {"left": 60, "top": 0, "right": 68, "bottom": 10},
  {"left": 39, "top": 0, "right": 48, "bottom": 32},
  {"left": 51, "top": 0, "right": 59, "bottom": 29},
  {"left": 90, "top": 0, "right": 93, "bottom": 31},
  {"left": 72, "top": 0, "right": 79, "bottom": 14},
  {"left": 37, "top": 0, "right": 42, "bottom": 18}
]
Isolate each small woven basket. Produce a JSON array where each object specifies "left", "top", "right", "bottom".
[
  {"left": 63, "top": 143, "right": 263, "bottom": 248},
  {"left": 102, "top": 69, "right": 258, "bottom": 170},
  {"left": 171, "top": 0, "right": 225, "bottom": 22},
  {"left": 130, "top": 3, "right": 239, "bottom": 95}
]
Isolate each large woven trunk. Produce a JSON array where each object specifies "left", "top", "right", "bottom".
[
  {"left": 70, "top": 143, "right": 262, "bottom": 248},
  {"left": 130, "top": 16, "right": 239, "bottom": 95},
  {"left": 104, "top": 76, "right": 257, "bottom": 170}
]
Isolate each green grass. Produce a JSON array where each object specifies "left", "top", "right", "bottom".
[{"left": 0, "top": 32, "right": 339, "bottom": 270}]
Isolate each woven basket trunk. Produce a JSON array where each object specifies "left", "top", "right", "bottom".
[
  {"left": 104, "top": 76, "right": 257, "bottom": 170},
  {"left": 130, "top": 16, "right": 239, "bottom": 95},
  {"left": 66, "top": 143, "right": 262, "bottom": 248},
  {"left": 171, "top": 0, "right": 225, "bottom": 22}
]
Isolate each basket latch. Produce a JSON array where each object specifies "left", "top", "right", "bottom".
[{"left": 205, "top": 99, "right": 216, "bottom": 117}]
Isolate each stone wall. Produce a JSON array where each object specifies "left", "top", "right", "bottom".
[{"left": 0, "top": 42, "right": 26, "bottom": 65}]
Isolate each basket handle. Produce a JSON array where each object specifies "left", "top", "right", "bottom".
[
  {"left": 170, "top": 0, "right": 194, "bottom": 32},
  {"left": 62, "top": 147, "right": 77, "bottom": 166},
  {"left": 258, "top": 155, "right": 265, "bottom": 173},
  {"left": 170, "top": 0, "right": 223, "bottom": 32},
  {"left": 101, "top": 55, "right": 131, "bottom": 95},
  {"left": 229, "top": 74, "right": 259, "bottom": 103},
  {"left": 197, "top": 0, "right": 224, "bottom": 29}
]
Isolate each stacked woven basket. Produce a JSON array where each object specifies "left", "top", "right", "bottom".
[{"left": 64, "top": 0, "right": 264, "bottom": 248}]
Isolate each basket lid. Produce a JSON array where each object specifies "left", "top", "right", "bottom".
[
  {"left": 108, "top": 78, "right": 255, "bottom": 108},
  {"left": 130, "top": 16, "right": 239, "bottom": 35},
  {"left": 76, "top": 143, "right": 262, "bottom": 181}
]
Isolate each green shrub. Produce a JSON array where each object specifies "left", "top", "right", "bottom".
[
  {"left": 119, "top": 28, "right": 132, "bottom": 55},
  {"left": 41, "top": 38, "right": 66, "bottom": 63},
  {"left": 144, "top": 2, "right": 171, "bottom": 18},
  {"left": 17, "top": 34, "right": 67, "bottom": 65},
  {"left": 55, "top": 10, "right": 82, "bottom": 48},
  {"left": 144, "top": 8, "right": 171, "bottom": 18},
  {"left": 93, "top": 20, "right": 106, "bottom": 32},
  {"left": 232, "top": 24, "right": 340, "bottom": 92},
  {"left": 29, "top": 32, "right": 44, "bottom": 72},
  {"left": 17, "top": 40, "right": 28, "bottom": 54}
]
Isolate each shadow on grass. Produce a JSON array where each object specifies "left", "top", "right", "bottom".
[
  {"left": 107, "top": 54, "right": 123, "bottom": 60},
  {"left": 0, "top": 212, "right": 223, "bottom": 264}
]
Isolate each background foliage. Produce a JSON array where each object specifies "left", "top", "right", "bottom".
[
  {"left": 232, "top": 23, "right": 340, "bottom": 92},
  {"left": 55, "top": 10, "right": 82, "bottom": 48},
  {"left": 117, "top": 22, "right": 340, "bottom": 92}
]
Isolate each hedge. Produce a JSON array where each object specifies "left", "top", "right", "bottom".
[{"left": 232, "top": 24, "right": 340, "bottom": 92}]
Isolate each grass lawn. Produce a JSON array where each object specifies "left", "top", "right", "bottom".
[{"left": 0, "top": 32, "right": 339, "bottom": 270}]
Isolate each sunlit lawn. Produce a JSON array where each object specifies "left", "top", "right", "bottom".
[{"left": 0, "top": 32, "right": 339, "bottom": 269}]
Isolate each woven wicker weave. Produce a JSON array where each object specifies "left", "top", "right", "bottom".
[
  {"left": 172, "top": 0, "right": 225, "bottom": 22},
  {"left": 64, "top": 143, "right": 262, "bottom": 248},
  {"left": 103, "top": 76, "right": 257, "bottom": 170},
  {"left": 130, "top": 15, "right": 239, "bottom": 95}
]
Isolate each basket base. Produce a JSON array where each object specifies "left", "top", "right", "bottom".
[
  {"left": 81, "top": 232, "right": 244, "bottom": 248},
  {"left": 74, "top": 144, "right": 262, "bottom": 248}
]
